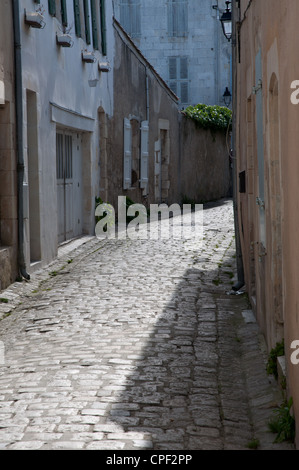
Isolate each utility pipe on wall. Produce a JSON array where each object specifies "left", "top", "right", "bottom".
[{"left": 12, "top": 0, "right": 30, "bottom": 281}]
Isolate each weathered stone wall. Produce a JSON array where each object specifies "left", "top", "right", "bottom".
[{"left": 179, "top": 115, "right": 232, "bottom": 204}]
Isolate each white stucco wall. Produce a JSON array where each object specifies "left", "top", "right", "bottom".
[{"left": 20, "top": 0, "right": 114, "bottom": 268}]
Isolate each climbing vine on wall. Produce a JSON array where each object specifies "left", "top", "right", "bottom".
[{"left": 184, "top": 103, "right": 232, "bottom": 133}]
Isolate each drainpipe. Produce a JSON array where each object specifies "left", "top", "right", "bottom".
[{"left": 12, "top": 0, "right": 30, "bottom": 281}]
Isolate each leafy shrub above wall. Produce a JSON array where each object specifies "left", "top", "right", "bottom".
[{"left": 184, "top": 103, "right": 232, "bottom": 133}]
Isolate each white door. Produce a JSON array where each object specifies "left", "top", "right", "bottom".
[{"left": 56, "top": 130, "right": 82, "bottom": 244}]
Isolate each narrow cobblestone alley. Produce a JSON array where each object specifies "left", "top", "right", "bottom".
[{"left": 0, "top": 199, "right": 294, "bottom": 451}]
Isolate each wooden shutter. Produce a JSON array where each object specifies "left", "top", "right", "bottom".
[
  {"left": 131, "top": 2, "right": 141, "bottom": 37},
  {"left": 180, "top": 82, "right": 189, "bottom": 104},
  {"left": 48, "top": 0, "right": 56, "bottom": 16},
  {"left": 100, "top": 0, "right": 107, "bottom": 55},
  {"left": 61, "top": 0, "right": 68, "bottom": 26},
  {"left": 180, "top": 58, "right": 189, "bottom": 104},
  {"left": 123, "top": 118, "right": 132, "bottom": 190},
  {"left": 169, "top": 57, "right": 178, "bottom": 96},
  {"left": 83, "top": 0, "right": 91, "bottom": 44},
  {"left": 177, "top": 0, "right": 188, "bottom": 36},
  {"left": 90, "top": 0, "right": 99, "bottom": 50},
  {"left": 140, "top": 121, "right": 149, "bottom": 190},
  {"left": 169, "top": 57, "right": 177, "bottom": 80},
  {"left": 180, "top": 57, "right": 188, "bottom": 80},
  {"left": 74, "top": 0, "right": 81, "bottom": 37},
  {"left": 168, "top": 1, "right": 188, "bottom": 37}
]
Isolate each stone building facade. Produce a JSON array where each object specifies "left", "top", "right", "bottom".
[{"left": 114, "top": 0, "right": 232, "bottom": 108}]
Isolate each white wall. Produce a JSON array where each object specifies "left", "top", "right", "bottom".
[{"left": 20, "top": 0, "right": 115, "bottom": 268}]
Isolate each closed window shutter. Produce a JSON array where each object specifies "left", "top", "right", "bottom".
[
  {"left": 120, "top": 1, "right": 140, "bottom": 37},
  {"left": 168, "top": 57, "right": 189, "bottom": 103},
  {"left": 61, "top": 0, "right": 68, "bottom": 26},
  {"left": 90, "top": 0, "right": 99, "bottom": 49},
  {"left": 120, "top": 2, "right": 129, "bottom": 31},
  {"left": 123, "top": 118, "right": 132, "bottom": 190},
  {"left": 169, "top": 57, "right": 177, "bottom": 80},
  {"left": 100, "top": 0, "right": 107, "bottom": 55},
  {"left": 180, "top": 82, "right": 189, "bottom": 104},
  {"left": 140, "top": 121, "right": 149, "bottom": 190},
  {"left": 74, "top": 0, "right": 81, "bottom": 37},
  {"left": 180, "top": 57, "right": 188, "bottom": 80},
  {"left": 178, "top": 0, "right": 188, "bottom": 36},
  {"left": 169, "top": 57, "right": 178, "bottom": 96},
  {"left": 180, "top": 58, "right": 189, "bottom": 103},
  {"left": 48, "top": 0, "right": 56, "bottom": 16},
  {"left": 131, "top": 2, "right": 141, "bottom": 37},
  {"left": 83, "top": 0, "right": 91, "bottom": 44},
  {"left": 168, "top": 0, "right": 188, "bottom": 37}
]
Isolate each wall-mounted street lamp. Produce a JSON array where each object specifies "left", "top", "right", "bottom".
[
  {"left": 220, "top": 1, "right": 232, "bottom": 41},
  {"left": 223, "top": 87, "right": 232, "bottom": 106}
]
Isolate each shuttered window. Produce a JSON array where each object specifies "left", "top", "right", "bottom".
[
  {"left": 48, "top": 0, "right": 67, "bottom": 24},
  {"left": 73, "top": 0, "right": 81, "bottom": 37},
  {"left": 120, "top": 0, "right": 141, "bottom": 38},
  {"left": 168, "top": 57, "right": 189, "bottom": 104},
  {"left": 48, "top": 0, "right": 56, "bottom": 16},
  {"left": 100, "top": 0, "right": 107, "bottom": 56},
  {"left": 90, "top": 0, "right": 99, "bottom": 50},
  {"left": 61, "top": 0, "right": 68, "bottom": 26},
  {"left": 168, "top": 0, "right": 188, "bottom": 38},
  {"left": 83, "top": 0, "right": 91, "bottom": 44}
]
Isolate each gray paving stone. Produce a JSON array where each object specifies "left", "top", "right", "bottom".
[{"left": 0, "top": 199, "right": 295, "bottom": 450}]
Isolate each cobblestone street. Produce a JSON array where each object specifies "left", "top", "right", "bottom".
[{"left": 0, "top": 199, "right": 294, "bottom": 450}]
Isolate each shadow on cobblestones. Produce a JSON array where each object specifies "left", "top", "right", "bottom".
[
  {"left": 108, "top": 256, "right": 292, "bottom": 450},
  {"left": 0, "top": 199, "right": 294, "bottom": 450}
]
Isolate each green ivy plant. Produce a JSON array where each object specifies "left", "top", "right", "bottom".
[{"left": 184, "top": 103, "right": 232, "bottom": 133}]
